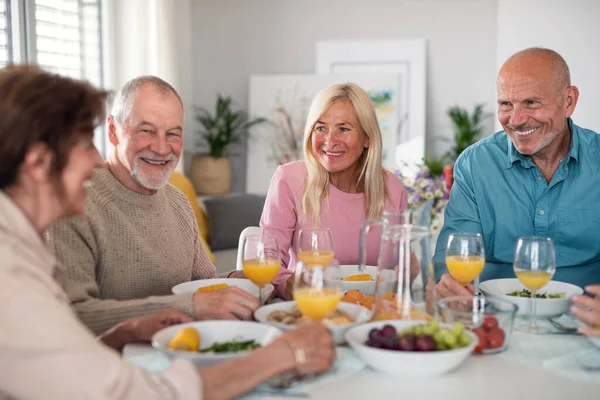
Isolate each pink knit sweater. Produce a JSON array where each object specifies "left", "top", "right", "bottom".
[{"left": 260, "top": 161, "right": 408, "bottom": 295}]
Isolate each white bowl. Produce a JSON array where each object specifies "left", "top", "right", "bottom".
[
  {"left": 151, "top": 320, "right": 282, "bottom": 366},
  {"left": 345, "top": 320, "right": 477, "bottom": 376},
  {"left": 254, "top": 300, "right": 372, "bottom": 344},
  {"left": 171, "top": 278, "right": 275, "bottom": 304},
  {"left": 323, "top": 265, "right": 396, "bottom": 296},
  {"left": 480, "top": 278, "right": 583, "bottom": 318}
]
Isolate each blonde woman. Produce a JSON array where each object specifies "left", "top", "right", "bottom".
[{"left": 261, "top": 83, "right": 408, "bottom": 298}]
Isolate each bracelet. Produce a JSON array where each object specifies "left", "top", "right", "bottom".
[{"left": 282, "top": 337, "right": 306, "bottom": 373}]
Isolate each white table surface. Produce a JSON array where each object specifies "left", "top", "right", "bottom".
[{"left": 124, "top": 322, "right": 600, "bottom": 400}]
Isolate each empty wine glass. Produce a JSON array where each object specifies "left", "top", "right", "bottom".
[{"left": 513, "top": 236, "right": 556, "bottom": 335}]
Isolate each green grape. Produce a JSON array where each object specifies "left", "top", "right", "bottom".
[
  {"left": 422, "top": 325, "right": 436, "bottom": 336},
  {"left": 444, "top": 333, "right": 458, "bottom": 348},
  {"left": 452, "top": 322, "right": 465, "bottom": 335},
  {"left": 458, "top": 332, "right": 472, "bottom": 347}
]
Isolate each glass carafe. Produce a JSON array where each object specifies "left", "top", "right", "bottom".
[{"left": 369, "top": 224, "right": 434, "bottom": 321}]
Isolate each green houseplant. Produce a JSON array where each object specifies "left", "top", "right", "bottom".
[
  {"left": 445, "top": 103, "right": 488, "bottom": 161},
  {"left": 443, "top": 103, "right": 489, "bottom": 190},
  {"left": 190, "top": 95, "right": 266, "bottom": 194}
]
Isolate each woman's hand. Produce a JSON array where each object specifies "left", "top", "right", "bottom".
[
  {"left": 125, "top": 308, "right": 193, "bottom": 342},
  {"left": 100, "top": 308, "right": 192, "bottom": 351},
  {"left": 571, "top": 285, "right": 600, "bottom": 337},
  {"left": 275, "top": 322, "right": 336, "bottom": 375}
]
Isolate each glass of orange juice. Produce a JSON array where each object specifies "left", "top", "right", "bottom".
[
  {"left": 293, "top": 260, "right": 342, "bottom": 322},
  {"left": 297, "top": 228, "right": 334, "bottom": 269},
  {"left": 445, "top": 233, "right": 486, "bottom": 293},
  {"left": 242, "top": 234, "right": 281, "bottom": 305},
  {"left": 513, "top": 236, "right": 556, "bottom": 335}
]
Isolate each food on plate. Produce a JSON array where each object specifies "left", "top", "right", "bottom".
[
  {"left": 365, "top": 319, "right": 472, "bottom": 351},
  {"left": 471, "top": 316, "right": 505, "bottom": 353},
  {"left": 199, "top": 339, "right": 261, "bottom": 353},
  {"left": 168, "top": 327, "right": 201, "bottom": 351},
  {"left": 341, "top": 289, "right": 396, "bottom": 309},
  {"left": 506, "top": 289, "right": 565, "bottom": 299},
  {"left": 267, "top": 306, "right": 354, "bottom": 326},
  {"left": 167, "top": 326, "right": 260, "bottom": 353},
  {"left": 196, "top": 283, "right": 228, "bottom": 293},
  {"left": 343, "top": 274, "right": 373, "bottom": 281}
]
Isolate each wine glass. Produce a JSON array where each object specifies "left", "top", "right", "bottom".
[
  {"left": 297, "top": 228, "right": 334, "bottom": 269},
  {"left": 293, "top": 260, "right": 342, "bottom": 322},
  {"left": 513, "top": 236, "right": 556, "bottom": 335},
  {"left": 445, "top": 233, "right": 485, "bottom": 294},
  {"left": 241, "top": 234, "right": 281, "bottom": 305}
]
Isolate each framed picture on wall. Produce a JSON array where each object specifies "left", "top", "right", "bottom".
[{"left": 316, "top": 39, "right": 427, "bottom": 168}]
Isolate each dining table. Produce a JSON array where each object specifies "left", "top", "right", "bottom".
[{"left": 123, "top": 316, "right": 600, "bottom": 399}]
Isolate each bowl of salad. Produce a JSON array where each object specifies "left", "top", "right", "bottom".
[
  {"left": 152, "top": 320, "right": 283, "bottom": 366},
  {"left": 480, "top": 278, "right": 583, "bottom": 318}
]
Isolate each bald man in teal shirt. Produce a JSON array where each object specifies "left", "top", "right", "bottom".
[{"left": 434, "top": 47, "right": 600, "bottom": 298}]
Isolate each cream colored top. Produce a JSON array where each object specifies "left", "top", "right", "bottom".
[
  {"left": 46, "top": 168, "right": 219, "bottom": 334},
  {"left": 0, "top": 191, "right": 202, "bottom": 400}
]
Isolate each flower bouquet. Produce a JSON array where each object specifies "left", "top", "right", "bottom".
[{"left": 395, "top": 161, "right": 450, "bottom": 233}]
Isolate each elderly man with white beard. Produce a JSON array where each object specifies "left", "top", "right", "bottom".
[{"left": 46, "top": 76, "right": 256, "bottom": 335}]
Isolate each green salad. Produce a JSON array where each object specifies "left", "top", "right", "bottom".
[
  {"left": 199, "top": 339, "right": 261, "bottom": 353},
  {"left": 506, "top": 289, "right": 565, "bottom": 299}
]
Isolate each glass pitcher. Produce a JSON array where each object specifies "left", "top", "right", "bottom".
[
  {"left": 358, "top": 203, "right": 432, "bottom": 272},
  {"left": 374, "top": 224, "right": 434, "bottom": 321},
  {"left": 360, "top": 217, "right": 435, "bottom": 321}
]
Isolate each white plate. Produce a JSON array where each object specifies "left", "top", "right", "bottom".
[
  {"left": 480, "top": 278, "right": 583, "bottom": 318},
  {"left": 151, "top": 320, "right": 282, "bottom": 366},
  {"left": 323, "top": 265, "right": 396, "bottom": 296},
  {"left": 171, "top": 278, "right": 275, "bottom": 304},
  {"left": 345, "top": 320, "right": 477, "bottom": 376},
  {"left": 254, "top": 300, "right": 372, "bottom": 344}
]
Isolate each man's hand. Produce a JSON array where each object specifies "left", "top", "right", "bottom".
[
  {"left": 126, "top": 308, "right": 193, "bottom": 342},
  {"left": 571, "top": 285, "right": 600, "bottom": 337},
  {"left": 193, "top": 286, "right": 260, "bottom": 320},
  {"left": 434, "top": 273, "right": 475, "bottom": 299}
]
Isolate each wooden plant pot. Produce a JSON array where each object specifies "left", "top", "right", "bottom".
[{"left": 190, "top": 155, "right": 232, "bottom": 195}]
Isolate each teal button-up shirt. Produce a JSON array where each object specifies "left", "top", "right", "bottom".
[{"left": 434, "top": 119, "right": 600, "bottom": 289}]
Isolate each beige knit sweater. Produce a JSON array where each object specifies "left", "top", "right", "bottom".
[{"left": 46, "top": 167, "right": 221, "bottom": 335}]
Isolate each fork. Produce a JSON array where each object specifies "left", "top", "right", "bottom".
[{"left": 548, "top": 318, "right": 580, "bottom": 334}]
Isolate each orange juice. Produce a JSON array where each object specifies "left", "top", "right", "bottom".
[
  {"left": 242, "top": 259, "right": 280, "bottom": 287},
  {"left": 293, "top": 287, "right": 341, "bottom": 320},
  {"left": 445, "top": 255, "right": 485, "bottom": 285},
  {"left": 516, "top": 270, "right": 552, "bottom": 291},
  {"left": 297, "top": 250, "right": 334, "bottom": 268}
]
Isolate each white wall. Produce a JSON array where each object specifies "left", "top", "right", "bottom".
[
  {"left": 190, "top": 0, "right": 498, "bottom": 192},
  {"left": 496, "top": 0, "right": 600, "bottom": 132},
  {"left": 103, "top": 0, "right": 194, "bottom": 172}
]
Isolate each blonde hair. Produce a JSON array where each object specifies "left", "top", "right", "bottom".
[{"left": 301, "top": 83, "right": 388, "bottom": 226}]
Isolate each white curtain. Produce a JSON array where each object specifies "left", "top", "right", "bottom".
[{"left": 102, "top": 0, "right": 193, "bottom": 172}]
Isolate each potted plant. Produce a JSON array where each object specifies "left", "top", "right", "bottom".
[
  {"left": 444, "top": 103, "right": 489, "bottom": 190},
  {"left": 190, "top": 95, "right": 266, "bottom": 195}
]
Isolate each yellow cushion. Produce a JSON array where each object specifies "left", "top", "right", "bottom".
[{"left": 169, "top": 171, "right": 215, "bottom": 264}]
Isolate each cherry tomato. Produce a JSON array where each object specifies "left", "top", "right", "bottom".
[
  {"left": 486, "top": 327, "right": 505, "bottom": 349},
  {"left": 472, "top": 328, "right": 486, "bottom": 353},
  {"left": 482, "top": 316, "right": 499, "bottom": 332}
]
